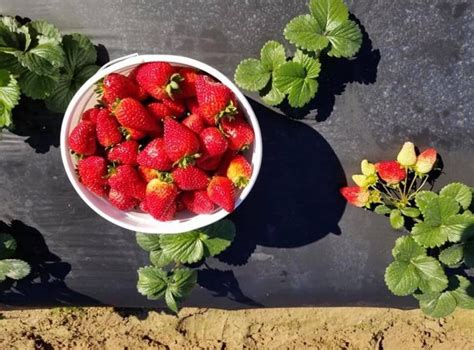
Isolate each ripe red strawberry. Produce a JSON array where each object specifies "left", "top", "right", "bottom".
[
  {"left": 195, "top": 75, "right": 238, "bottom": 125},
  {"left": 107, "top": 140, "right": 139, "bottom": 165},
  {"left": 163, "top": 99, "right": 186, "bottom": 117},
  {"left": 207, "top": 176, "right": 235, "bottom": 212},
  {"left": 138, "top": 166, "right": 160, "bottom": 183},
  {"left": 199, "top": 127, "right": 228, "bottom": 157},
  {"left": 375, "top": 161, "right": 406, "bottom": 185},
  {"left": 96, "top": 73, "right": 142, "bottom": 105},
  {"left": 216, "top": 150, "right": 238, "bottom": 175},
  {"left": 69, "top": 121, "right": 97, "bottom": 155},
  {"left": 147, "top": 102, "right": 171, "bottom": 121},
  {"left": 82, "top": 107, "right": 102, "bottom": 124},
  {"left": 226, "top": 155, "right": 252, "bottom": 188},
  {"left": 176, "top": 67, "right": 199, "bottom": 98},
  {"left": 113, "top": 98, "right": 159, "bottom": 132},
  {"left": 172, "top": 166, "right": 209, "bottom": 190},
  {"left": 137, "top": 138, "right": 172, "bottom": 171},
  {"left": 108, "top": 165, "right": 146, "bottom": 200},
  {"left": 121, "top": 126, "right": 147, "bottom": 141},
  {"left": 96, "top": 109, "right": 123, "bottom": 147},
  {"left": 196, "top": 154, "right": 222, "bottom": 171},
  {"left": 163, "top": 117, "right": 200, "bottom": 165},
  {"left": 128, "top": 67, "right": 150, "bottom": 100},
  {"left": 220, "top": 116, "right": 254, "bottom": 151},
  {"left": 108, "top": 188, "right": 139, "bottom": 211},
  {"left": 185, "top": 97, "right": 200, "bottom": 114},
  {"left": 182, "top": 190, "right": 215, "bottom": 214},
  {"left": 182, "top": 113, "right": 206, "bottom": 134},
  {"left": 134, "top": 62, "right": 181, "bottom": 100},
  {"left": 146, "top": 178, "right": 178, "bottom": 221},
  {"left": 77, "top": 156, "right": 108, "bottom": 196}
]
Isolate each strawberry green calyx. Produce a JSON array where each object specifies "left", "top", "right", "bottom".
[
  {"left": 158, "top": 171, "right": 174, "bottom": 183},
  {"left": 94, "top": 78, "right": 105, "bottom": 96},
  {"left": 165, "top": 73, "right": 184, "bottom": 98},
  {"left": 175, "top": 153, "right": 202, "bottom": 168},
  {"left": 217, "top": 100, "right": 238, "bottom": 121},
  {"left": 397, "top": 142, "right": 417, "bottom": 167},
  {"left": 233, "top": 176, "right": 249, "bottom": 189}
]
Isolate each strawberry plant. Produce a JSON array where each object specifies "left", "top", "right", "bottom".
[
  {"left": 341, "top": 142, "right": 474, "bottom": 318},
  {"left": 0, "top": 16, "right": 100, "bottom": 130},
  {"left": 136, "top": 219, "right": 235, "bottom": 312},
  {"left": 0, "top": 232, "right": 30, "bottom": 282},
  {"left": 234, "top": 0, "right": 362, "bottom": 108}
]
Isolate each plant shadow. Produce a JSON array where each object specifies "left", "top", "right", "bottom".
[
  {"left": 0, "top": 220, "right": 101, "bottom": 307},
  {"left": 277, "top": 15, "right": 380, "bottom": 121}
]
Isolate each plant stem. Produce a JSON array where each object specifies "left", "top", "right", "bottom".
[{"left": 408, "top": 175, "right": 429, "bottom": 200}]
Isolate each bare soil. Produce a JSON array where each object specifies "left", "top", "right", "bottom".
[{"left": 0, "top": 307, "right": 473, "bottom": 349}]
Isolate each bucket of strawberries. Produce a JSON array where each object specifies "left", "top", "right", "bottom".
[{"left": 60, "top": 54, "right": 262, "bottom": 233}]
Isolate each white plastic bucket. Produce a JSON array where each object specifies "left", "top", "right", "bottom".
[{"left": 60, "top": 54, "right": 262, "bottom": 234}]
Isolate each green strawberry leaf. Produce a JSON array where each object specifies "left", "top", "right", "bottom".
[
  {"left": 27, "top": 20, "right": 62, "bottom": 44},
  {"left": 389, "top": 209, "right": 405, "bottom": 230},
  {"left": 422, "top": 195, "right": 459, "bottom": 227},
  {"left": 14, "top": 36, "right": 64, "bottom": 76},
  {"left": 451, "top": 275, "right": 474, "bottom": 309},
  {"left": 308, "top": 0, "right": 349, "bottom": 32},
  {"left": 137, "top": 266, "right": 168, "bottom": 300},
  {"left": 374, "top": 205, "right": 391, "bottom": 215},
  {"left": 234, "top": 58, "right": 271, "bottom": 92},
  {"left": 61, "top": 33, "right": 97, "bottom": 74},
  {"left": 200, "top": 219, "right": 236, "bottom": 256},
  {"left": 384, "top": 260, "right": 419, "bottom": 296},
  {"left": 136, "top": 232, "right": 161, "bottom": 252},
  {"left": 416, "top": 290, "right": 457, "bottom": 318},
  {"left": 325, "top": 20, "right": 363, "bottom": 58},
  {"left": 273, "top": 61, "right": 318, "bottom": 108},
  {"left": 0, "top": 259, "right": 30, "bottom": 281},
  {"left": 443, "top": 214, "right": 472, "bottom": 243},
  {"left": 415, "top": 191, "right": 438, "bottom": 213},
  {"left": 167, "top": 268, "right": 197, "bottom": 299},
  {"left": 165, "top": 289, "right": 178, "bottom": 313},
  {"left": 149, "top": 249, "right": 173, "bottom": 268},
  {"left": 392, "top": 236, "right": 426, "bottom": 261},
  {"left": 438, "top": 244, "right": 463, "bottom": 266},
  {"left": 0, "top": 69, "right": 21, "bottom": 128},
  {"left": 411, "top": 255, "right": 448, "bottom": 294},
  {"left": 411, "top": 222, "right": 447, "bottom": 248},
  {"left": 463, "top": 241, "right": 474, "bottom": 268},
  {"left": 261, "top": 84, "right": 285, "bottom": 106},
  {"left": 19, "top": 69, "right": 59, "bottom": 100},
  {"left": 0, "top": 233, "right": 17, "bottom": 259},
  {"left": 440, "top": 183, "right": 472, "bottom": 210},
  {"left": 400, "top": 207, "right": 421, "bottom": 218},
  {"left": 284, "top": 15, "right": 328, "bottom": 53},
  {"left": 260, "top": 40, "right": 286, "bottom": 71},
  {"left": 292, "top": 50, "right": 321, "bottom": 78}
]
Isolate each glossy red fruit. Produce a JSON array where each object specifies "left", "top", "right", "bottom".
[
  {"left": 68, "top": 121, "right": 97, "bottom": 155},
  {"left": 375, "top": 161, "right": 406, "bottom": 185},
  {"left": 163, "top": 99, "right": 186, "bottom": 117},
  {"left": 121, "top": 126, "right": 147, "bottom": 141},
  {"left": 146, "top": 178, "right": 178, "bottom": 221},
  {"left": 147, "top": 102, "right": 172, "bottom": 121},
  {"left": 163, "top": 117, "right": 200, "bottom": 164},
  {"left": 176, "top": 67, "right": 199, "bottom": 98},
  {"left": 199, "top": 127, "right": 228, "bottom": 157},
  {"left": 113, "top": 98, "right": 159, "bottom": 132},
  {"left": 220, "top": 116, "right": 254, "bottom": 151},
  {"left": 97, "top": 73, "right": 142, "bottom": 105},
  {"left": 108, "top": 188, "right": 139, "bottom": 211},
  {"left": 82, "top": 107, "right": 102, "bottom": 124},
  {"left": 77, "top": 156, "right": 108, "bottom": 196},
  {"left": 137, "top": 138, "right": 172, "bottom": 171},
  {"left": 96, "top": 109, "right": 123, "bottom": 147},
  {"left": 108, "top": 165, "right": 146, "bottom": 200},
  {"left": 138, "top": 166, "right": 160, "bottom": 183},
  {"left": 172, "top": 166, "right": 209, "bottom": 190},
  {"left": 196, "top": 154, "right": 222, "bottom": 171},
  {"left": 134, "top": 62, "right": 180, "bottom": 100},
  {"left": 207, "top": 176, "right": 235, "bottom": 212},
  {"left": 182, "top": 190, "right": 215, "bottom": 214},
  {"left": 340, "top": 186, "right": 369, "bottom": 208},
  {"left": 107, "top": 140, "right": 139, "bottom": 165},
  {"left": 226, "top": 155, "right": 252, "bottom": 188},
  {"left": 128, "top": 67, "right": 150, "bottom": 100},
  {"left": 182, "top": 114, "right": 206, "bottom": 135}
]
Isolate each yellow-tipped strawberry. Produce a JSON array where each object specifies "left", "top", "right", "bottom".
[
  {"left": 226, "top": 155, "right": 252, "bottom": 188},
  {"left": 415, "top": 148, "right": 437, "bottom": 174},
  {"left": 397, "top": 142, "right": 417, "bottom": 167},
  {"left": 340, "top": 186, "right": 370, "bottom": 208},
  {"left": 361, "top": 159, "right": 376, "bottom": 176}
]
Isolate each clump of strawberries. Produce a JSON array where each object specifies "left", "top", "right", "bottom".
[{"left": 68, "top": 62, "right": 255, "bottom": 221}]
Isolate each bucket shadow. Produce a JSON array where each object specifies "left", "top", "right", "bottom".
[
  {"left": 218, "top": 99, "right": 347, "bottom": 266},
  {"left": 0, "top": 220, "right": 100, "bottom": 307}
]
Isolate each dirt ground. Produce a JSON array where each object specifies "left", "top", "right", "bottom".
[{"left": 0, "top": 307, "right": 473, "bottom": 349}]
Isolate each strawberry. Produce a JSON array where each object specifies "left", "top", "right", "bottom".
[
  {"left": 375, "top": 161, "right": 406, "bottom": 185},
  {"left": 163, "top": 117, "right": 200, "bottom": 165},
  {"left": 220, "top": 116, "right": 254, "bottom": 151},
  {"left": 176, "top": 67, "right": 199, "bottom": 98},
  {"left": 207, "top": 176, "right": 235, "bottom": 212},
  {"left": 68, "top": 121, "right": 97, "bottom": 155},
  {"left": 415, "top": 148, "right": 437, "bottom": 174},
  {"left": 182, "top": 113, "right": 206, "bottom": 134},
  {"left": 340, "top": 186, "right": 370, "bottom": 208},
  {"left": 139, "top": 200, "right": 149, "bottom": 213},
  {"left": 108, "top": 165, "right": 146, "bottom": 200},
  {"left": 195, "top": 75, "right": 238, "bottom": 125},
  {"left": 121, "top": 126, "right": 147, "bottom": 141},
  {"left": 108, "top": 188, "right": 138, "bottom": 211},
  {"left": 138, "top": 166, "right": 160, "bottom": 183},
  {"left": 137, "top": 138, "right": 172, "bottom": 171},
  {"left": 199, "top": 127, "right": 228, "bottom": 157},
  {"left": 196, "top": 154, "right": 222, "bottom": 171},
  {"left": 128, "top": 67, "right": 150, "bottom": 100},
  {"left": 107, "top": 140, "right": 139, "bottom": 165},
  {"left": 185, "top": 97, "right": 200, "bottom": 114},
  {"left": 147, "top": 102, "right": 171, "bottom": 121},
  {"left": 82, "top": 107, "right": 102, "bottom": 124},
  {"left": 113, "top": 98, "right": 159, "bottom": 132},
  {"left": 146, "top": 178, "right": 178, "bottom": 221},
  {"left": 216, "top": 150, "right": 238, "bottom": 175},
  {"left": 77, "top": 156, "right": 108, "bottom": 196},
  {"left": 182, "top": 190, "right": 215, "bottom": 214},
  {"left": 226, "top": 155, "right": 252, "bottom": 188},
  {"left": 163, "top": 99, "right": 186, "bottom": 117},
  {"left": 96, "top": 73, "right": 142, "bottom": 105},
  {"left": 96, "top": 109, "right": 123, "bottom": 147},
  {"left": 134, "top": 62, "right": 181, "bottom": 100},
  {"left": 172, "top": 166, "right": 209, "bottom": 190}
]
